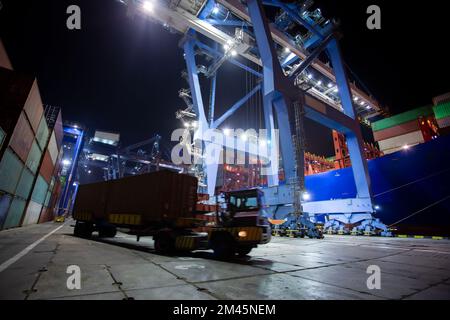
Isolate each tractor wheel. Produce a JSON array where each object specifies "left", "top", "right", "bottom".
[
  {"left": 154, "top": 232, "right": 175, "bottom": 254},
  {"left": 99, "top": 226, "right": 117, "bottom": 238},
  {"left": 236, "top": 246, "right": 253, "bottom": 257},
  {"left": 211, "top": 233, "right": 235, "bottom": 259},
  {"left": 74, "top": 221, "right": 93, "bottom": 239}
]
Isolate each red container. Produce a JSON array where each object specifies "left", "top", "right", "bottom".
[
  {"left": 73, "top": 171, "right": 198, "bottom": 224},
  {"left": 9, "top": 112, "right": 34, "bottom": 163},
  {"left": 39, "top": 150, "right": 54, "bottom": 183},
  {"left": 23, "top": 81, "right": 44, "bottom": 134},
  {"left": 38, "top": 207, "right": 54, "bottom": 223},
  {"left": 373, "top": 120, "right": 420, "bottom": 142}
]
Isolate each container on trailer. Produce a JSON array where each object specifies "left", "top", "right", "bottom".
[
  {"left": 39, "top": 150, "right": 54, "bottom": 184},
  {"left": 373, "top": 120, "right": 420, "bottom": 142},
  {"left": 0, "top": 192, "right": 13, "bottom": 229},
  {"left": 372, "top": 106, "right": 434, "bottom": 132},
  {"left": 3, "top": 196, "right": 26, "bottom": 229},
  {"left": 31, "top": 175, "right": 48, "bottom": 205},
  {"left": 15, "top": 167, "right": 34, "bottom": 199},
  {"left": 23, "top": 81, "right": 44, "bottom": 134},
  {"left": 22, "top": 201, "right": 43, "bottom": 226},
  {"left": 26, "top": 140, "right": 42, "bottom": 174},
  {"left": 0, "top": 148, "right": 24, "bottom": 194},
  {"left": 73, "top": 171, "right": 198, "bottom": 223},
  {"left": 47, "top": 132, "right": 59, "bottom": 165},
  {"left": 35, "top": 116, "right": 50, "bottom": 151},
  {"left": 8, "top": 112, "right": 34, "bottom": 163}
]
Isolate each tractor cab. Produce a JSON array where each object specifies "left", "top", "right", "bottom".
[{"left": 218, "top": 189, "right": 268, "bottom": 228}]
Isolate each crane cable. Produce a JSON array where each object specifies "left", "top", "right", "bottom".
[
  {"left": 388, "top": 195, "right": 450, "bottom": 227},
  {"left": 373, "top": 168, "right": 450, "bottom": 198}
]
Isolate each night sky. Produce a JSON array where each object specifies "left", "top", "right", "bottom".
[{"left": 0, "top": 0, "right": 449, "bottom": 157}]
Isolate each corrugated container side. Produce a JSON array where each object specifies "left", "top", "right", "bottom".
[
  {"left": 15, "top": 167, "right": 34, "bottom": 199},
  {"left": 73, "top": 171, "right": 198, "bottom": 223},
  {"left": 372, "top": 106, "right": 433, "bottom": 132},
  {"left": 26, "top": 140, "right": 42, "bottom": 174},
  {"left": 48, "top": 133, "right": 58, "bottom": 165},
  {"left": 0, "top": 126, "right": 5, "bottom": 150},
  {"left": 0, "top": 193, "right": 13, "bottom": 229},
  {"left": 432, "top": 92, "right": 450, "bottom": 106},
  {"left": 373, "top": 120, "right": 420, "bottom": 142},
  {"left": 22, "top": 201, "right": 43, "bottom": 226},
  {"left": 38, "top": 207, "right": 54, "bottom": 224},
  {"left": 437, "top": 116, "right": 450, "bottom": 129},
  {"left": 433, "top": 102, "right": 450, "bottom": 120},
  {"left": 39, "top": 150, "right": 54, "bottom": 183},
  {"left": 54, "top": 111, "right": 64, "bottom": 148},
  {"left": 0, "top": 148, "right": 24, "bottom": 194},
  {"left": 382, "top": 143, "right": 422, "bottom": 155},
  {"left": 35, "top": 116, "right": 50, "bottom": 150},
  {"left": 31, "top": 175, "right": 48, "bottom": 205},
  {"left": 3, "top": 196, "right": 26, "bottom": 229},
  {"left": 378, "top": 130, "right": 425, "bottom": 152},
  {"left": 23, "top": 80, "right": 44, "bottom": 134},
  {"left": 9, "top": 112, "right": 34, "bottom": 163},
  {"left": 44, "top": 189, "right": 52, "bottom": 207}
]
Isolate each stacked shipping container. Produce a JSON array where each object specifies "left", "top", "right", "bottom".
[
  {"left": 0, "top": 66, "right": 64, "bottom": 230},
  {"left": 371, "top": 106, "right": 439, "bottom": 155},
  {"left": 433, "top": 102, "right": 450, "bottom": 135}
]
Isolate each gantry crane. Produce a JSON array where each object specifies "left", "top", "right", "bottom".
[{"left": 116, "top": 0, "right": 388, "bottom": 230}]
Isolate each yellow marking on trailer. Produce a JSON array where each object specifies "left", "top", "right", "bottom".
[
  {"left": 74, "top": 212, "right": 92, "bottom": 221},
  {"left": 432, "top": 236, "right": 444, "bottom": 240},
  {"left": 108, "top": 214, "right": 142, "bottom": 225},
  {"left": 397, "top": 235, "right": 408, "bottom": 238},
  {"left": 414, "top": 235, "right": 425, "bottom": 239}
]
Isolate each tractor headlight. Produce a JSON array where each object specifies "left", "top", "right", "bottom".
[{"left": 238, "top": 231, "right": 247, "bottom": 238}]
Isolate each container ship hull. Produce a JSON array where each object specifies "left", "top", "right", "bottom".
[{"left": 304, "top": 134, "right": 450, "bottom": 236}]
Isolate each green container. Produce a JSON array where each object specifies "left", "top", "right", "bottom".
[
  {"left": 3, "top": 196, "right": 26, "bottom": 229},
  {"left": 0, "top": 148, "right": 24, "bottom": 194},
  {"left": 0, "top": 127, "right": 5, "bottom": 150},
  {"left": 35, "top": 117, "right": 50, "bottom": 151},
  {"left": 433, "top": 102, "right": 450, "bottom": 120},
  {"left": 15, "top": 168, "right": 34, "bottom": 199},
  {"left": 31, "top": 175, "right": 48, "bottom": 205},
  {"left": 372, "top": 106, "right": 434, "bottom": 132},
  {"left": 26, "top": 140, "right": 42, "bottom": 174}
]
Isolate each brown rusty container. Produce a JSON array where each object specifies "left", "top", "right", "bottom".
[
  {"left": 73, "top": 171, "right": 198, "bottom": 224},
  {"left": 39, "top": 150, "right": 54, "bottom": 183},
  {"left": 8, "top": 112, "right": 34, "bottom": 163},
  {"left": 373, "top": 119, "right": 420, "bottom": 142},
  {"left": 23, "top": 81, "right": 44, "bottom": 134}
]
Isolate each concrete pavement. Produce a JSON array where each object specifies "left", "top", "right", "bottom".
[{"left": 0, "top": 220, "right": 449, "bottom": 300}]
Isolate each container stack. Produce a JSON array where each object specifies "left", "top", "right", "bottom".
[
  {"left": 371, "top": 106, "right": 438, "bottom": 155},
  {"left": 433, "top": 102, "right": 450, "bottom": 136},
  {"left": 0, "top": 66, "right": 63, "bottom": 230}
]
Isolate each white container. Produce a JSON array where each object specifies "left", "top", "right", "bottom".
[
  {"left": 378, "top": 130, "right": 424, "bottom": 152},
  {"left": 22, "top": 201, "right": 43, "bottom": 226}
]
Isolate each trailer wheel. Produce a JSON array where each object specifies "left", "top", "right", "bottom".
[
  {"left": 99, "top": 226, "right": 117, "bottom": 238},
  {"left": 236, "top": 246, "right": 253, "bottom": 257},
  {"left": 154, "top": 233, "right": 175, "bottom": 254},
  {"left": 211, "top": 233, "right": 235, "bottom": 259},
  {"left": 74, "top": 221, "right": 93, "bottom": 238}
]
